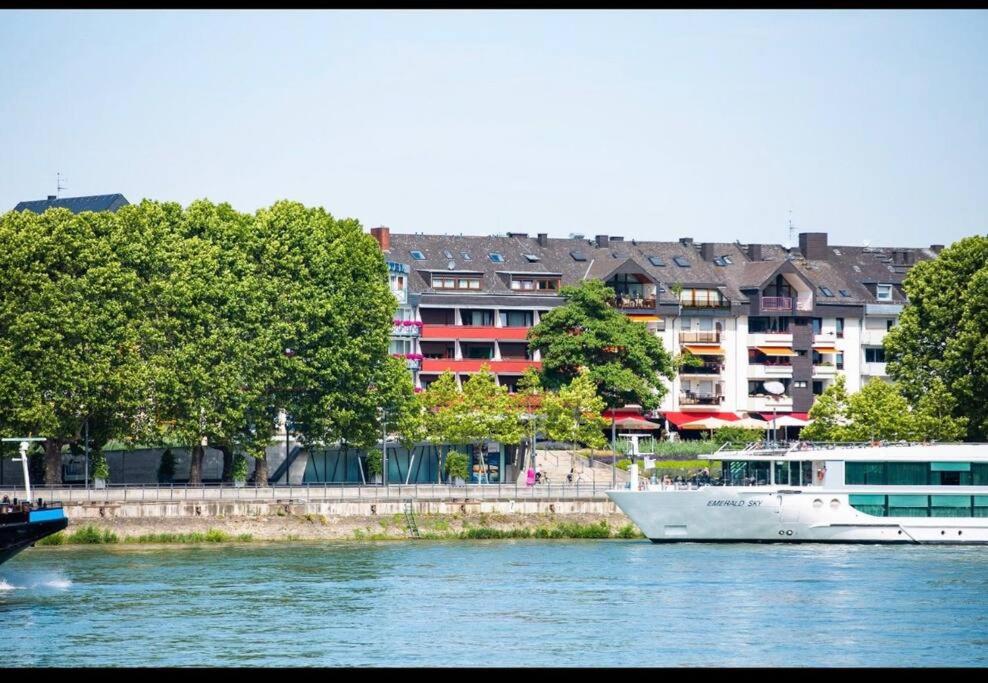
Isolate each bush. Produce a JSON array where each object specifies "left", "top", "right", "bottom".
[
  {"left": 91, "top": 450, "right": 109, "bottom": 481},
  {"left": 232, "top": 453, "right": 248, "bottom": 482},
  {"left": 68, "top": 525, "right": 118, "bottom": 544},
  {"left": 616, "top": 458, "right": 631, "bottom": 471},
  {"left": 365, "top": 449, "right": 383, "bottom": 478},
  {"left": 444, "top": 450, "right": 468, "bottom": 482}
]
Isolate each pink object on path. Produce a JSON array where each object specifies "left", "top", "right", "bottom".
[{"left": 526, "top": 468, "right": 536, "bottom": 486}]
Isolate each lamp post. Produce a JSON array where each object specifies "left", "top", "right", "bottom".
[
  {"left": 381, "top": 406, "right": 388, "bottom": 488},
  {"left": 84, "top": 418, "right": 89, "bottom": 490}
]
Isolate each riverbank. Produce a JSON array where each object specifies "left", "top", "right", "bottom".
[{"left": 38, "top": 511, "right": 642, "bottom": 544}]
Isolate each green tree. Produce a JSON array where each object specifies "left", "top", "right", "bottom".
[
  {"left": 711, "top": 426, "right": 765, "bottom": 445},
  {"left": 448, "top": 367, "right": 524, "bottom": 479},
  {"left": 841, "top": 378, "right": 915, "bottom": 442},
  {"left": 0, "top": 207, "right": 146, "bottom": 484},
  {"left": 885, "top": 235, "right": 988, "bottom": 440},
  {"left": 910, "top": 377, "right": 968, "bottom": 442},
  {"left": 420, "top": 371, "right": 461, "bottom": 482},
  {"left": 543, "top": 371, "right": 608, "bottom": 450},
  {"left": 800, "top": 375, "right": 850, "bottom": 442},
  {"left": 528, "top": 280, "right": 675, "bottom": 412}
]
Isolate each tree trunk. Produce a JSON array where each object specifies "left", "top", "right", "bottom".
[
  {"left": 254, "top": 453, "right": 268, "bottom": 487},
  {"left": 219, "top": 444, "right": 233, "bottom": 483},
  {"left": 43, "top": 439, "right": 63, "bottom": 486},
  {"left": 188, "top": 443, "right": 204, "bottom": 485}
]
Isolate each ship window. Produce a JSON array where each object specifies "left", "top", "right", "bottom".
[
  {"left": 849, "top": 494, "right": 887, "bottom": 517},
  {"left": 930, "top": 495, "right": 972, "bottom": 518},
  {"left": 886, "top": 461, "right": 928, "bottom": 485},
  {"left": 888, "top": 495, "right": 928, "bottom": 517},
  {"left": 845, "top": 461, "right": 886, "bottom": 485},
  {"left": 974, "top": 496, "right": 988, "bottom": 517}
]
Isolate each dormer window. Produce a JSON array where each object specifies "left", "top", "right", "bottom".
[
  {"left": 511, "top": 277, "right": 560, "bottom": 292},
  {"left": 433, "top": 275, "right": 481, "bottom": 290},
  {"left": 876, "top": 284, "right": 893, "bottom": 301}
]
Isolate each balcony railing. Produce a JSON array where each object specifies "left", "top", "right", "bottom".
[
  {"left": 391, "top": 321, "right": 422, "bottom": 337},
  {"left": 761, "top": 296, "right": 793, "bottom": 312},
  {"left": 680, "top": 362, "right": 723, "bottom": 375},
  {"left": 679, "top": 392, "right": 725, "bottom": 406},
  {"left": 679, "top": 331, "right": 721, "bottom": 344},
  {"left": 614, "top": 297, "right": 657, "bottom": 309}
]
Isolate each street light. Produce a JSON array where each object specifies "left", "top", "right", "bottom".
[
  {"left": 764, "top": 380, "right": 786, "bottom": 446},
  {"left": 283, "top": 347, "right": 296, "bottom": 486}
]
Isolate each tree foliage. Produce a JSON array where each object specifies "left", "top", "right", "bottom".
[
  {"left": 527, "top": 280, "right": 675, "bottom": 411},
  {"left": 542, "top": 371, "right": 607, "bottom": 449},
  {"left": 884, "top": 235, "right": 988, "bottom": 440}
]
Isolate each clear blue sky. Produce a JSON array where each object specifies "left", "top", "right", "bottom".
[{"left": 2, "top": 10, "right": 986, "bottom": 247}]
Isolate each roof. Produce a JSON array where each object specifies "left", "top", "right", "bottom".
[
  {"left": 383, "top": 231, "right": 938, "bottom": 308},
  {"left": 13, "top": 193, "right": 129, "bottom": 214}
]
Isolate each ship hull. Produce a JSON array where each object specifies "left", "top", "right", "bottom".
[{"left": 0, "top": 512, "right": 69, "bottom": 565}]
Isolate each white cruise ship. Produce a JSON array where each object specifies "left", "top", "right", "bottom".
[{"left": 608, "top": 443, "right": 988, "bottom": 544}]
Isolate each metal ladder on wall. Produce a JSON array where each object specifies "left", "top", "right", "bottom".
[{"left": 403, "top": 500, "right": 421, "bottom": 539}]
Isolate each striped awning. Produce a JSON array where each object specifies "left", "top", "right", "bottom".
[
  {"left": 684, "top": 345, "right": 724, "bottom": 355},
  {"left": 813, "top": 346, "right": 839, "bottom": 353},
  {"left": 755, "top": 346, "right": 798, "bottom": 356}
]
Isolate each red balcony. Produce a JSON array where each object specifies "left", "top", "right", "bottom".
[
  {"left": 420, "top": 359, "right": 541, "bottom": 374},
  {"left": 420, "top": 325, "right": 530, "bottom": 341}
]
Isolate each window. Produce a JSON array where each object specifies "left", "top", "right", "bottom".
[
  {"left": 839, "top": 289, "right": 851, "bottom": 297},
  {"left": 410, "top": 250, "right": 426, "bottom": 260},
  {"left": 812, "top": 381, "right": 824, "bottom": 395},
  {"left": 846, "top": 462, "right": 887, "bottom": 485},
  {"left": 443, "top": 250, "right": 453, "bottom": 259},
  {"left": 500, "top": 311, "right": 534, "bottom": 327},
  {"left": 434, "top": 276, "right": 480, "bottom": 290},
  {"left": 647, "top": 256, "right": 665, "bottom": 267},
  {"left": 489, "top": 252, "right": 504, "bottom": 263},
  {"left": 836, "top": 318, "right": 844, "bottom": 338},
  {"left": 721, "top": 255, "right": 732, "bottom": 265},
  {"left": 836, "top": 352, "right": 844, "bottom": 370},
  {"left": 460, "top": 251, "right": 472, "bottom": 261},
  {"left": 865, "top": 347, "right": 886, "bottom": 363},
  {"left": 673, "top": 256, "right": 690, "bottom": 267},
  {"left": 793, "top": 380, "right": 807, "bottom": 389},
  {"left": 819, "top": 286, "right": 834, "bottom": 297},
  {"left": 877, "top": 284, "right": 893, "bottom": 301},
  {"left": 523, "top": 254, "right": 540, "bottom": 262},
  {"left": 713, "top": 256, "right": 728, "bottom": 267},
  {"left": 748, "top": 317, "right": 791, "bottom": 333},
  {"left": 811, "top": 318, "right": 822, "bottom": 335},
  {"left": 570, "top": 250, "right": 587, "bottom": 262},
  {"left": 887, "top": 319, "right": 895, "bottom": 331},
  {"left": 849, "top": 494, "right": 887, "bottom": 517}
]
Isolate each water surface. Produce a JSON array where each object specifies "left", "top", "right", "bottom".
[{"left": 1, "top": 541, "right": 986, "bottom": 667}]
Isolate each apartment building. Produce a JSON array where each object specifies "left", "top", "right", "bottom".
[{"left": 373, "top": 226, "right": 940, "bottom": 432}]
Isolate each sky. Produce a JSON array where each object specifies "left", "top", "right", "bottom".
[{"left": 1, "top": 10, "right": 986, "bottom": 248}]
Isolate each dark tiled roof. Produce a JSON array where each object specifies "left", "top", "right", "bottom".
[
  {"left": 384, "top": 231, "right": 937, "bottom": 307},
  {"left": 13, "top": 193, "right": 129, "bottom": 214}
]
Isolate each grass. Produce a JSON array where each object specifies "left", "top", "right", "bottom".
[{"left": 38, "top": 525, "right": 252, "bottom": 545}]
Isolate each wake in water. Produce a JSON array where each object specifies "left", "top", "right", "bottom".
[{"left": 0, "top": 574, "right": 73, "bottom": 591}]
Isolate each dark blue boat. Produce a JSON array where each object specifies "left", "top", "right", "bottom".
[{"left": 0, "top": 499, "right": 69, "bottom": 565}]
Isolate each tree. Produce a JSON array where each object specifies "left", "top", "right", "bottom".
[
  {"left": 543, "top": 371, "right": 608, "bottom": 452},
  {"left": 842, "top": 378, "right": 915, "bottom": 442},
  {"left": 448, "top": 368, "right": 524, "bottom": 480},
  {"left": 910, "top": 377, "right": 968, "bottom": 442},
  {"left": 419, "top": 371, "right": 461, "bottom": 482},
  {"left": 528, "top": 280, "right": 675, "bottom": 412},
  {"left": 0, "top": 207, "right": 146, "bottom": 484},
  {"left": 885, "top": 235, "right": 988, "bottom": 440},
  {"left": 800, "top": 375, "right": 850, "bottom": 442}
]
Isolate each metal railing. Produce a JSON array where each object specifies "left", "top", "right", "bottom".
[
  {"left": 761, "top": 296, "right": 793, "bottom": 311},
  {"left": 679, "top": 331, "right": 720, "bottom": 344},
  {"left": 0, "top": 482, "right": 616, "bottom": 503}
]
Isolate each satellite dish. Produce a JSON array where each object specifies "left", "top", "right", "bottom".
[
  {"left": 764, "top": 381, "right": 786, "bottom": 396},
  {"left": 447, "top": 260, "right": 456, "bottom": 270}
]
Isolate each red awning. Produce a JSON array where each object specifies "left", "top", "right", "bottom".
[
  {"left": 661, "top": 411, "right": 739, "bottom": 428},
  {"left": 758, "top": 412, "right": 810, "bottom": 421}
]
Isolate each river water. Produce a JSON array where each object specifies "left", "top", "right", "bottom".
[{"left": 1, "top": 541, "right": 986, "bottom": 667}]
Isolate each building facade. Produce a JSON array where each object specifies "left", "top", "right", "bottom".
[{"left": 373, "top": 226, "right": 940, "bottom": 432}]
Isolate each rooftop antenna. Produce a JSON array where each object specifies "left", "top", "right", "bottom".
[
  {"left": 786, "top": 209, "right": 795, "bottom": 248},
  {"left": 56, "top": 171, "right": 66, "bottom": 198}
]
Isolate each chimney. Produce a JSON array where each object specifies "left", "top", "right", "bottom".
[
  {"left": 369, "top": 226, "right": 391, "bottom": 252},
  {"left": 700, "top": 243, "right": 715, "bottom": 261},
  {"left": 930, "top": 244, "right": 944, "bottom": 254},
  {"left": 798, "top": 232, "right": 828, "bottom": 260},
  {"left": 507, "top": 232, "right": 528, "bottom": 238},
  {"left": 47, "top": 195, "right": 56, "bottom": 201},
  {"left": 537, "top": 233, "right": 548, "bottom": 247},
  {"left": 679, "top": 237, "right": 693, "bottom": 247},
  {"left": 749, "top": 244, "right": 763, "bottom": 261},
  {"left": 595, "top": 234, "right": 609, "bottom": 248},
  {"left": 610, "top": 236, "right": 624, "bottom": 242}
]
